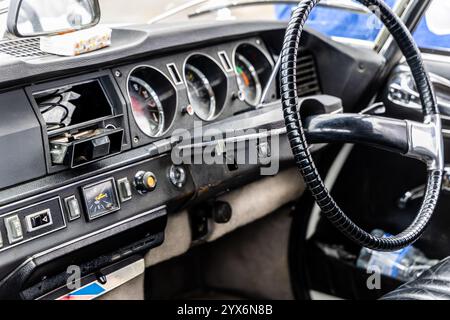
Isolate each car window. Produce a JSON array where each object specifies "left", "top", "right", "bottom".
[
  {"left": 276, "top": 0, "right": 398, "bottom": 44},
  {"left": 413, "top": 0, "right": 450, "bottom": 54}
]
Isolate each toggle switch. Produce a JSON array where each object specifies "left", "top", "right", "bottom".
[
  {"left": 25, "top": 209, "right": 53, "bottom": 232},
  {"left": 117, "top": 178, "right": 133, "bottom": 202},
  {"left": 65, "top": 196, "right": 81, "bottom": 221},
  {"left": 5, "top": 215, "right": 23, "bottom": 244}
]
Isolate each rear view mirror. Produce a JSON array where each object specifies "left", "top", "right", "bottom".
[{"left": 7, "top": 0, "right": 100, "bottom": 37}]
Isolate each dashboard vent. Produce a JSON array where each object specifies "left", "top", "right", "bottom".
[
  {"left": 296, "top": 53, "right": 321, "bottom": 97},
  {"left": 0, "top": 38, "right": 49, "bottom": 59}
]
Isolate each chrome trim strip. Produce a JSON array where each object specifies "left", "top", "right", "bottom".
[
  {"left": 42, "top": 258, "right": 146, "bottom": 300},
  {"left": 35, "top": 205, "right": 166, "bottom": 259},
  {"left": 0, "top": 205, "right": 166, "bottom": 289},
  {"left": 166, "top": 63, "right": 184, "bottom": 85},
  {"left": 422, "top": 53, "right": 450, "bottom": 64},
  {"left": 218, "top": 51, "right": 233, "bottom": 73}
]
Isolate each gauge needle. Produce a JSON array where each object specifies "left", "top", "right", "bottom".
[
  {"left": 236, "top": 66, "right": 250, "bottom": 86},
  {"left": 95, "top": 193, "right": 107, "bottom": 201}
]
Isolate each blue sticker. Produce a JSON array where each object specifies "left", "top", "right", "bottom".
[{"left": 71, "top": 282, "right": 105, "bottom": 296}]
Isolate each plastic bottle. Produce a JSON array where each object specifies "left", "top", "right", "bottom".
[{"left": 356, "top": 229, "right": 439, "bottom": 282}]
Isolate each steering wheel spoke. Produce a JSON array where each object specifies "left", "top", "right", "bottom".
[
  {"left": 305, "top": 114, "right": 409, "bottom": 155},
  {"left": 304, "top": 113, "right": 444, "bottom": 171}
]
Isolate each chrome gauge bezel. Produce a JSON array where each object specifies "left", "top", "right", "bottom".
[
  {"left": 183, "top": 53, "right": 228, "bottom": 122},
  {"left": 233, "top": 42, "right": 274, "bottom": 107},
  {"left": 185, "top": 64, "right": 217, "bottom": 121},
  {"left": 126, "top": 65, "right": 178, "bottom": 139},
  {"left": 235, "top": 53, "right": 263, "bottom": 107},
  {"left": 128, "top": 75, "right": 166, "bottom": 137}
]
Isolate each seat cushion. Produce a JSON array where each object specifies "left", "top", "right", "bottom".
[{"left": 382, "top": 257, "right": 450, "bottom": 300}]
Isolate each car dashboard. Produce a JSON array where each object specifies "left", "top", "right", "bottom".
[{"left": 0, "top": 20, "right": 385, "bottom": 299}]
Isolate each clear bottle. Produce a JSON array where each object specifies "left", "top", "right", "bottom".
[{"left": 356, "top": 229, "right": 439, "bottom": 282}]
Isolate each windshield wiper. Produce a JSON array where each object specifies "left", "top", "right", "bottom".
[
  {"left": 148, "top": 0, "right": 210, "bottom": 24},
  {"left": 188, "top": 0, "right": 369, "bottom": 19},
  {"left": 148, "top": 0, "right": 369, "bottom": 24}
]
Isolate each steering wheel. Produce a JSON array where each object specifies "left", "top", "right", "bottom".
[{"left": 281, "top": 0, "right": 444, "bottom": 251}]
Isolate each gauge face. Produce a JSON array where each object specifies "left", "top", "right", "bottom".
[
  {"left": 235, "top": 53, "right": 262, "bottom": 106},
  {"left": 185, "top": 64, "right": 216, "bottom": 121},
  {"left": 128, "top": 76, "right": 165, "bottom": 137},
  {"left": 83, "top": 179, "right": 120, "bottom": 220}
]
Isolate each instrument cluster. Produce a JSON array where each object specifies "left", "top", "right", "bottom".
[{"left": 124, "top": 39, "right": 274, "bottom": 142}]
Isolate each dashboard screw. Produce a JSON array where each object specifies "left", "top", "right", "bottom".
[
  {"left": 358, "top": 63, "right": 365, "bottom": 72},
  {"left": 133, "top": 136, "right": 140, "bottom": 144},
  {"left": 183, "top": 105, "right": 194, "bottom": 116},
  {"left": 256, "top": 39, "right": 261, "bottom": 45},
  {"left": 114, "top": 70, "right": 122, "bottom": 78}
]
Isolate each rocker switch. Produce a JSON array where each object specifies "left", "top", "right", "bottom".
[
  {"left": 4, "top": 215, "right": 23, "bottom": 243},
  {"left": 117, "top": 178, "right": 132, "bottom": 202}
]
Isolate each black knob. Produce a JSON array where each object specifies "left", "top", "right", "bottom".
[
  {"left": 134, "top": 171, "right": 157, "bottom": 194},
  {"left": 212, "top": 201, "right": 232, "bottom": 224}
]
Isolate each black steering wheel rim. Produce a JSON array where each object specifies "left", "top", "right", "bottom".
[{"left": 281, "top": 0, "right": 444, "bottom": 251}]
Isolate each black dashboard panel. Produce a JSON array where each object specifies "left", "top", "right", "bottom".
[
  {"left": 0, "top": 154, "right": 192, "bottom": 297},
  {"left": 0, "top": 21, "right": 286, "bottom": 89},
  {"left": 0, "top": 20, "right": 385, "bottom": 298},
  {"left": 0, "top": 90, "right": 46, "bottom": 190}
]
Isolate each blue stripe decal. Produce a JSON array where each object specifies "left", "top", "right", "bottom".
[{"left": 71, "top": 283, "right": 105, "bottom": 296}]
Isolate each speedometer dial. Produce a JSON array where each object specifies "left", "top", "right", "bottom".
[
  {"left": 235, "top": 53, "right": 262, "bottom": 106},
  {"left": 128, "top": 76, "right": 165, "bottom": 137},
  {"left": 185, "top": 64, "right": 216, "bottom": 121}
]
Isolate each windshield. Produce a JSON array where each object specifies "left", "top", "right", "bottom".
[
  {"left": 0, "top": 0, "right": 443, "bottom": 49},
  {"left": 99, "top": 0, "right": 280, "bottom": 25},
  {"left": 0, "top": 0, "right": 284, "bottom": 39}
]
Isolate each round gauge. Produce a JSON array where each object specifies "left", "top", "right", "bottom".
[
  {"left": 128, "top": 76, "right": 165, "bottom": 137},
  {"left": 235, "top": 53, "right": 262, "bottom": 106},
  {"left": 185, "top": 64, "right": 216, "bottom": 121}
]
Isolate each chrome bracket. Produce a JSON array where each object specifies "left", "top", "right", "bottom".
[{"left": 406, "top": 114, "right": 444, "bottom": 171}]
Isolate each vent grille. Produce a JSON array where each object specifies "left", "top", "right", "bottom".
[
  {"left": 0, "top": 38, "right": 49, "bottom": 59},
  {"left": 296, "top": 53, "right": 321, "bottom": 97}
]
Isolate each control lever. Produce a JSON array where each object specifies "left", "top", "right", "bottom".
[
  {"left": 388, "top": 67, "right": 450, "bottom": 117},
  {"left": 360, "top": 102, "right": 386, "bottom": 116},
  {"left": 398, "top": 167, "right": 450, "bottom": 209}
]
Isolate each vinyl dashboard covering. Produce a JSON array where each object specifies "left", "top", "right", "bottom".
[{"left": 0, "top": 90, "right": 46, "bottom": 189}]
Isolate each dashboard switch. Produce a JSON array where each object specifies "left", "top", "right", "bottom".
[
  {"left": 134, "top": 171, "right": 157, "bottom": 194},
  {"left": 168, "top": 165, "right": 187, "bottom": 188},
  {"left": 4, "top": 215, "right": 23, "bottom": 244},
  {"left": 0, "top": 231, "right": 3, "bottom": 248},
  {"left": 117, "top": 178, "right": 132, "bottom": 202},
  {"left": 65, "top": 196, "right": 81, "bottom": 221},
  {"left": 26, "top": 209, "right": 53, "bottom": 232}
]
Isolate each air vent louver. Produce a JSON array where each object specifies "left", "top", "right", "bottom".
[
  {"left": 0, "top": 38, "right": 49, "bottom": 59},
  {"left": 296, "top": 53, "right": 321, "bottom": 97}
]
